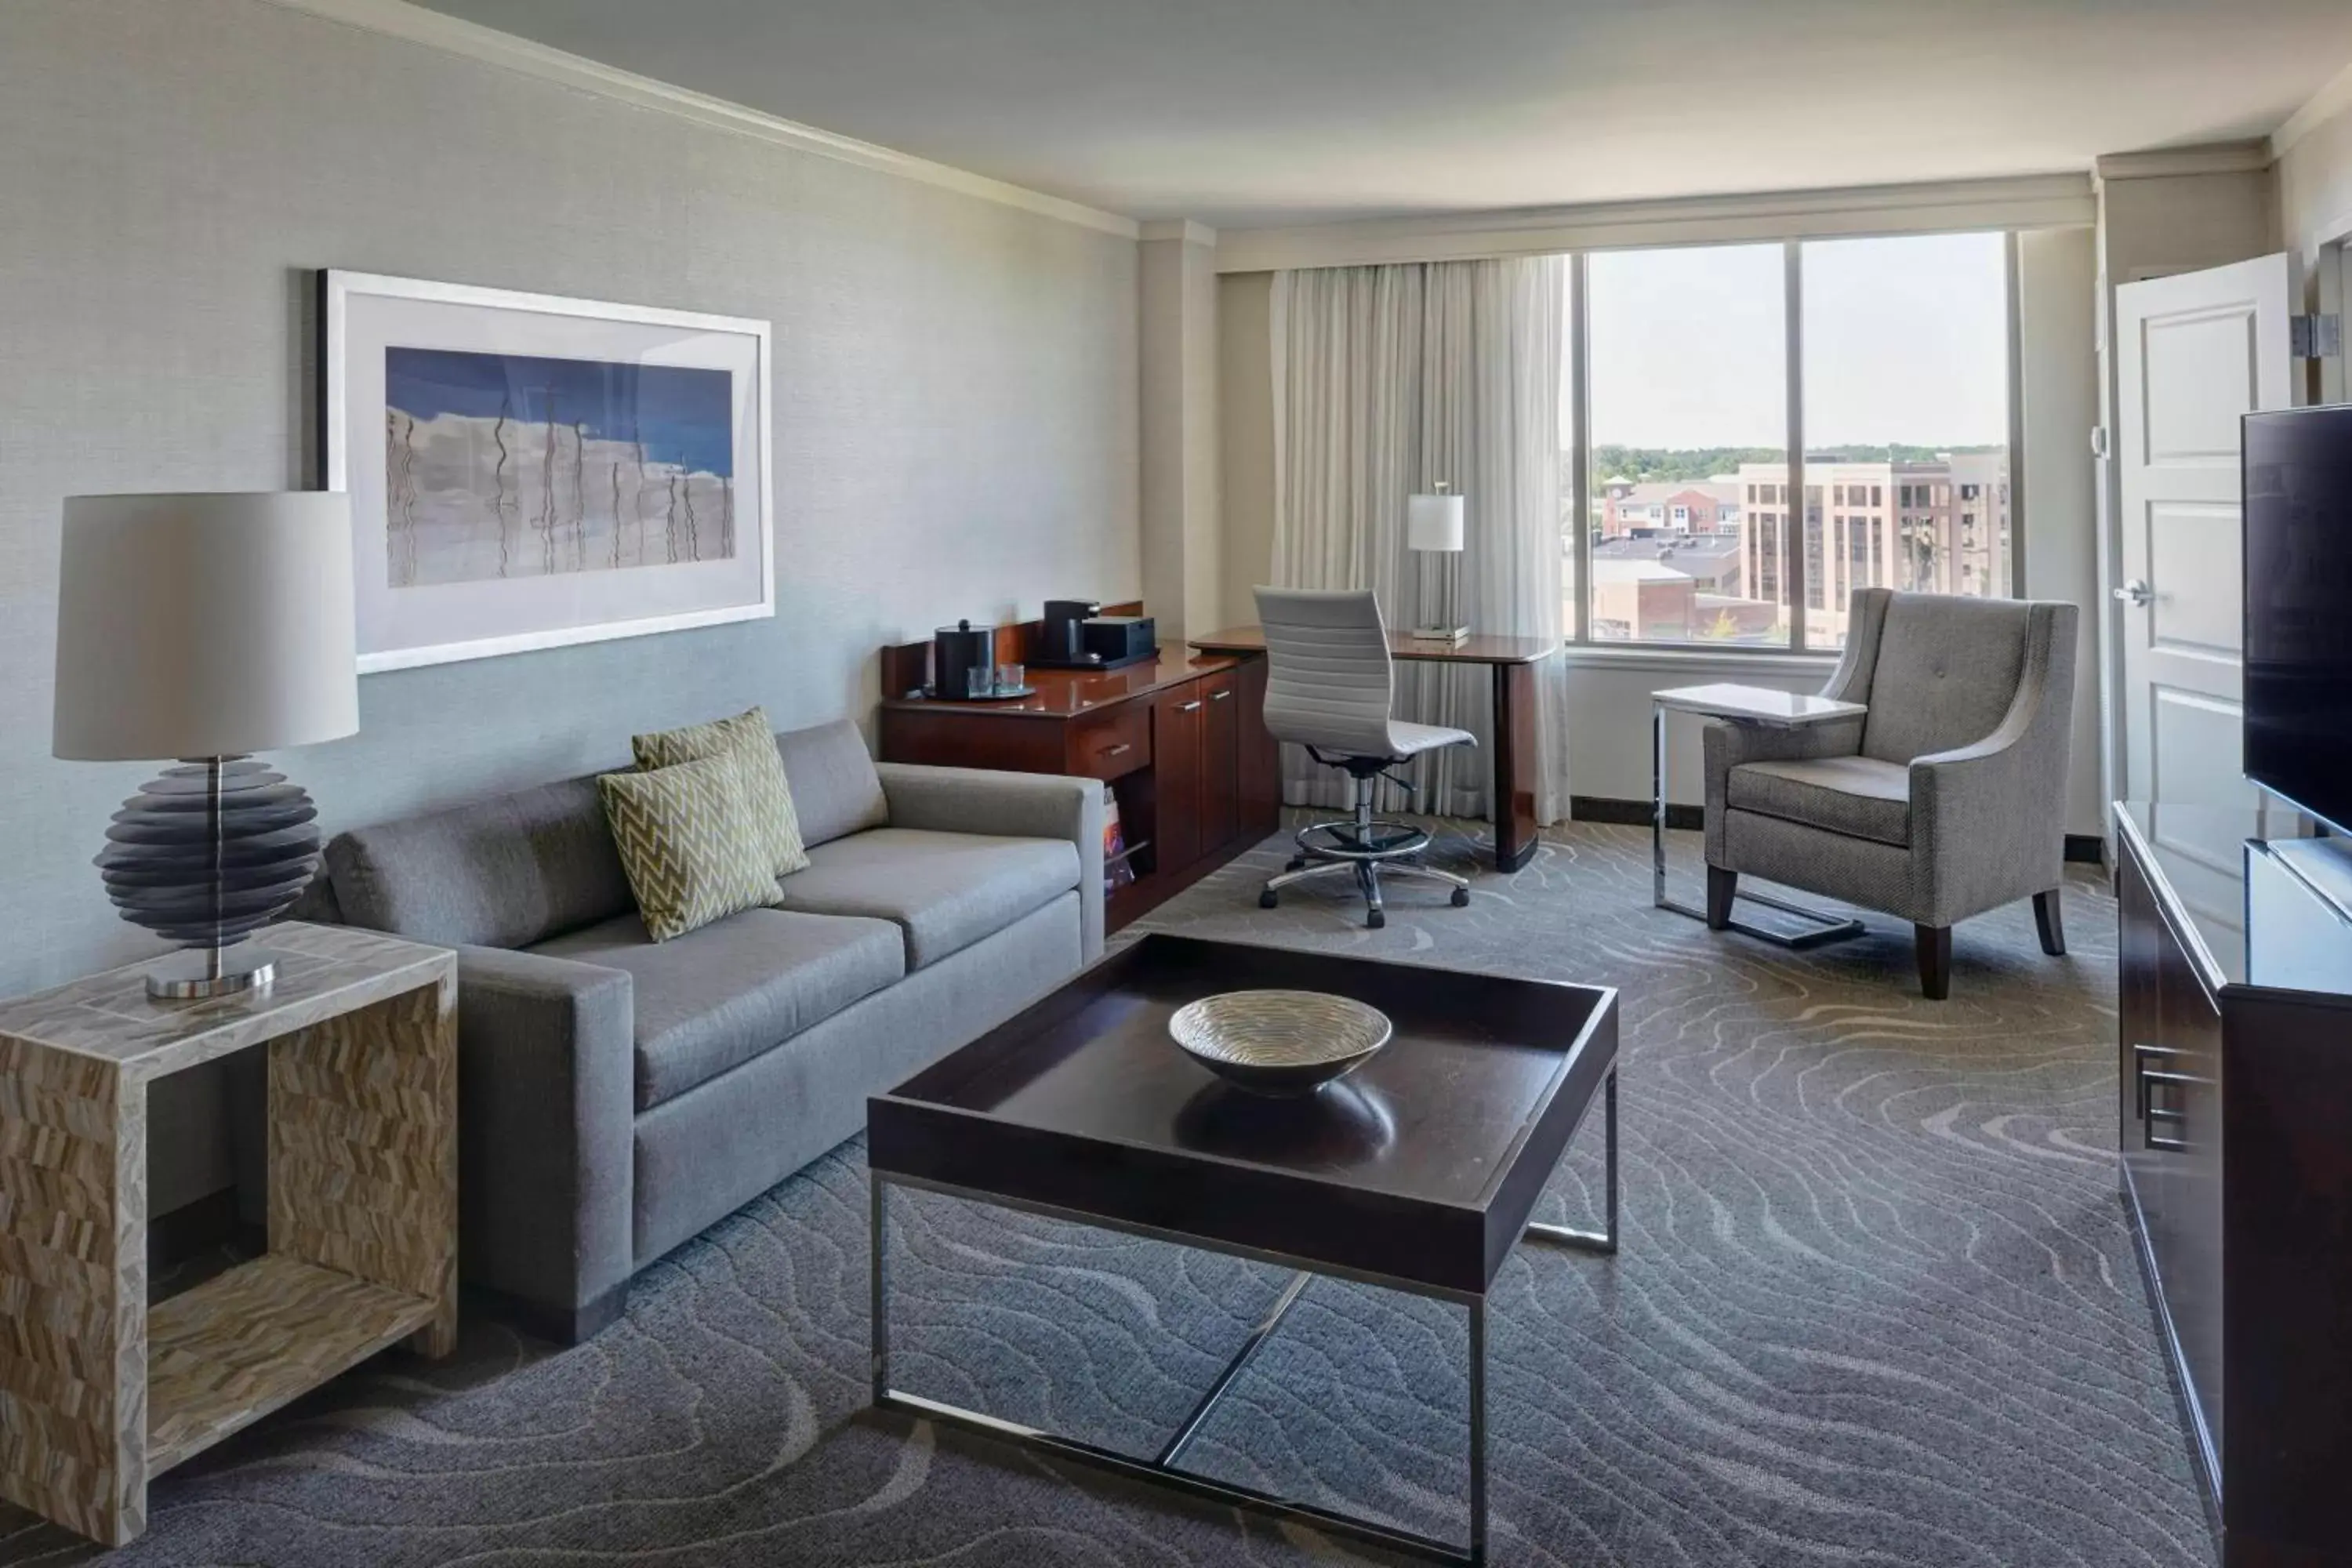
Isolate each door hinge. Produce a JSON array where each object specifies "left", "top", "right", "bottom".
[
  {"left": 2290, "top": 314, "right": 2343, "bottom": 358},
  {"left": 2089, "top": 426, "right": 2111, "bottom": 460}
]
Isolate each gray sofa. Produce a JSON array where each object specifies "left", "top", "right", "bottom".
[{"left": 300, "top": 717, "right": 1102, "bottom": 1341}]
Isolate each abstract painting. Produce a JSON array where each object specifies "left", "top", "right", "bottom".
[
  {"left": 382, "top": 349, "right": 736, "bottom": 587},
  {"left": 323, "top": 271, "right": 772, "bottom": 673}
]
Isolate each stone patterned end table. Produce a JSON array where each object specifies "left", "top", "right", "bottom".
[{"left": 0, "top": 922, "right": 457, "bottom": 1546}]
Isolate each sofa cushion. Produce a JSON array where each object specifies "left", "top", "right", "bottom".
[
  {"left": 1729, "top": 756, "right": 1912, "bottom": 848},
  {"left": 775, "top": 719, "right": 890, "bottom": 848},
  {"left": 1859, "top": 593, "right": 2031, "bottom": 765},
  {"left": 535, "top": 907, "right": 905, "bottom": 1110},
  {"left": 768, "top": 827, "right": 1081, "bottom": 969},
  {"left": 326, "top": 776, "right": 633, "bottom": 949}
]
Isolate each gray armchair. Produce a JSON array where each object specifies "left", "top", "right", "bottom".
[{"left": 1702, "top": 589, "right": 2078, "bottom": 999}]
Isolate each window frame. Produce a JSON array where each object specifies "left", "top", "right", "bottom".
[{"left": 1565, "top": 229, "right": 2026, "bottom": 656}]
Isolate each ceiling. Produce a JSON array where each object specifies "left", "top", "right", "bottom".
[{"left": 412, "top": 0, "right": 2352, "bottom": 228}]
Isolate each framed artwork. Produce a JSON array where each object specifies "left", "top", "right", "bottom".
[{"left": 321, "top": 270, "right": 773, "bottom": 673}]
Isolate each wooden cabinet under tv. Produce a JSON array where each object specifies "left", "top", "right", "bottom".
[
  {"left": 2114, "top": 802, "right": 2352, "bottom": 1567},
  {"left": 877, "top": 619, "right": 1278, "bottom": 931}
]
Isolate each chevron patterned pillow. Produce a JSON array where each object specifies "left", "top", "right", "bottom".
[
  {"left": 632, "top": 706, "right": 811, "bottom": 879},
  {"left": 597, "top": 753, "right": 784, "bottom": 942}
]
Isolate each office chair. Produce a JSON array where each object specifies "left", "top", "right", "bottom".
[{"left": 1253, "top": 586, "right": 1476, "bottom": 928}]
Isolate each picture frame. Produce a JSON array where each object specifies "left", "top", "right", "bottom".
[{"left": 320, "top": 270, "right": 775, "bottom": 673}]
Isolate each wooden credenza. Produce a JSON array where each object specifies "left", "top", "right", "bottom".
[
  {"left": 2115, "top": 802, "right": 2352, "bottom": 1567},
  {"left": 879, "top": 628, "right": 1278, "bottom": 930}
]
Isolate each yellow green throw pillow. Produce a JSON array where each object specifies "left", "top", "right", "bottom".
[
  {"left": 632, "top": 706, "right": 811, "bottom": 879},
  {"left": 598, "top": 754, "right": 782, "bottom": 942}
]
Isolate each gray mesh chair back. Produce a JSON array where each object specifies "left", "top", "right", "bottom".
[{"left": 1254, "top": 587, "right": 1400, "bottom": 759}]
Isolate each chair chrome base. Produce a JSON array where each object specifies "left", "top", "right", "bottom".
[{"left": 1263, "top": 790, "right": 1472, "bottom": 928}]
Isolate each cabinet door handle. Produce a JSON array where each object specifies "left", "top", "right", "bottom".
[
  {"left": 2132, "top": 1044, "right": 2205, "bottom": 1152},
  {"left": 1178, "top": 700, "right": 1203, "bottom": 712},
  {"left": 1210, "top": 688, "right": 1232, "bottom": 701},
  {"left": 1101, "top": 742, "right": 1132, "bottom": 757}
]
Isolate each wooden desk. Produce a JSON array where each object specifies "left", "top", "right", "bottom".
[
  {"left": 878, "top": 641, "right": 1279, "bottom": 930},
  {"left": 1189, "top": 626, "right": 1560, "bottom": 873}
]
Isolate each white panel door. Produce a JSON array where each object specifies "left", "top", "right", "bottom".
[{"left": 2114, "top": 254, "right": 2298, "bottom": 902}]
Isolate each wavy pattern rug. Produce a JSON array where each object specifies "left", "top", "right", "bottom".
[{"left": 0, "top": 821, "right": 2212, "bottom": 1567}]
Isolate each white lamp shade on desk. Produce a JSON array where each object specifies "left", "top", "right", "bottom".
[
  {"left": 53, "top": 492, "right": 359, "bottom": 760},
  {"left": 1407, "top": 490, "right": 1465, "bottom": 554}
]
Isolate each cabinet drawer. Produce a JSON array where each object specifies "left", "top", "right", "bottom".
[{"left": 1068, "top": 705, "right": 1150, "bottom": 781}]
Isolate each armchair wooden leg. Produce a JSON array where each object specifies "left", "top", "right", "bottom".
[
  {"left": 1705, "top": 866, "right": 1737, "bottom": 931},
  {"left": 2032, "top": 889, "right": 2066, "bottom": 956},
  {"left": 1916, "top": 924, "right": 1952, "bottom": 1000}
]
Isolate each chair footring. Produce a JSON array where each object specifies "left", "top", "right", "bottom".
[{"left": 1294, "top": 818, "right": 1429, "bottom": 862}]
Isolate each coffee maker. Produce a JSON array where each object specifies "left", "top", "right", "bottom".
[{"left": 1038, "top": 599, "right": 1102, "bottom": 666}]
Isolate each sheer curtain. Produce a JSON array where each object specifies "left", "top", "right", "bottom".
[{"left": 1268, "top": 256, "right": 1570, "bottom": 824}]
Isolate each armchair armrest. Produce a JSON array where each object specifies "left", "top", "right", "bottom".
[
  {"left": 453, "top": 945, "right": 635, "bottom": 1341},
  {"left": 875, "top": 763, "right": 1106, "bottom": 960},
  {"left": 1907, "top": 602, "right": 2078, "bottom": 924}
]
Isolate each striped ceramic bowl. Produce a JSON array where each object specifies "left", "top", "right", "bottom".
[{"left": 1167, "top": 989, "right": 1393, "bottom": 1097}]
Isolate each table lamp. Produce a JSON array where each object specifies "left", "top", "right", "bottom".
[
  {"left": 53, "top": 493, "right": 359, "bottom": 999},
  {"left": 1407, "top": 481, "right": 1468, "bottom": 643}
]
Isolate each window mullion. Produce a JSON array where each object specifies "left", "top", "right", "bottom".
[
  {"left": 1785, "top": 239, "right": 1807, "bottom": 652},
  {"left": 1570, "top": 252, "right": 1592, "bottom": 645}
]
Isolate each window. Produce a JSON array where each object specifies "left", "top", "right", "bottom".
[
  {"left": 1586, "top": 243, "right": 1788, "bottom": 644},
  {"left": 1798, "top": 232, "right": 2011, "bottom": 647},
  {"left": 1562, "top": 230, "right": 2016, "bottom": 652}
]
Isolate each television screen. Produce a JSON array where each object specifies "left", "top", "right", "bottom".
[{"left": 2244, "top": 405, "right": 2352, "bottom": 833}]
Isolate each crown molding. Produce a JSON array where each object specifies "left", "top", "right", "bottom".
[
  {"left": 252, "top": 0, "right": 1141, "bottom": 238},
  {"left": 2274, "top": 56, "right": 2352, "bottom": 160},
  {"left": 1139, "top": 220, "right": 1218, "bottom": 247},
  {"left": 2094, "top": 140, "right": 2273, "bottom": 182},
  {"left": 1214, "top": 173, "right": 2094, "bottom": 274}
]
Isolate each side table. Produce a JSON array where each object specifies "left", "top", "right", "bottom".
[
  {"left": 0, "top": 922, "right": 457, "bottom": 1546},
  {"left": 1651, "top": 682, "right": 1870, "bottom": 949}
]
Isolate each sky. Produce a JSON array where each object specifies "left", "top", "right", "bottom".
[
  {"left": 1577, "top": 231, "right": 2009, "bottom": 452},
  {"left": 386, "top": 348, "right": 736, "bottom": 477}
]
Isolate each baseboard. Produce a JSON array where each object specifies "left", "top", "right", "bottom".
[
  {"left": 1573, "top": 795, "right": 1702, "bottom": 832},
  {"left": 148, "top": 1187, "right": 260, "bottom": 1272},
  {"left": 2064, "top": 834, "right": 2107, "bottom": 866}
]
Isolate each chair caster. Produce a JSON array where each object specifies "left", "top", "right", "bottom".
[
  {"left": 1259, "top": 890, "right": 1279, "bottom": 909},
  {"left": 1451, "top": 887, "right": 1470, "bottom": 907},
  {"left": 1367, "top": 909, "right": 1385, "bottom": 930},
  {"left": 1285, "top": 855, "right": 1307, "bottom": 872}
]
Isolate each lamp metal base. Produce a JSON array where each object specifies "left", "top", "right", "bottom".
[{"left": 145, "top": 947, "right": 278, "bottom": 1000}]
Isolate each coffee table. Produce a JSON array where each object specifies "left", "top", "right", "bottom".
[{"left": 866, "top": 934, "right": 1619, "bottom": 1566}]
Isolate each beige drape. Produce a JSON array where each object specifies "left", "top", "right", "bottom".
[{"left": 1269, "top": 256, "right": 1570, "bottom": 823}]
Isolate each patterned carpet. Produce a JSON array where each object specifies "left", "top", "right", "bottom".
[{"left": 0, "top": 822, "right": 2213, "bottom": 1567}]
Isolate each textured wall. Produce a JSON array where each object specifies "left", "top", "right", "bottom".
[
  {"left": 0, "top": 0, "right": 1140, "bottom": 1002},
  {"left": 2280, "top": 90, "right": 2352, "bottom": 267}
]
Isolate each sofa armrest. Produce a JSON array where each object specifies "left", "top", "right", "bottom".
[
  {"left": 454, "top": 945, "right": 636, "bottom": 1340},
  {"left": 1701, "top": 717, "right": 1863, "bottom": 866},
  {"left": 875, "top": 763, "right": 1105, "bottom": 960}
]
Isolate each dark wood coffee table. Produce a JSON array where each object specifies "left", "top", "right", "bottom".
[{"left": 866, "top": 935, "right": 1620, "bottom": 1566}]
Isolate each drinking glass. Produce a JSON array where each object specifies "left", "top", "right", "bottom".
[{"left": 996, "top": 662, "right": 1025, "bottom": 695}]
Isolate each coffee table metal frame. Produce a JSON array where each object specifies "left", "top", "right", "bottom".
[
  {"left": 1650, "top": 684, "right": 1870, "bottom": 950},
  {"left": 869, "top": 1069, "right": 1617, "bottom": 1567}
]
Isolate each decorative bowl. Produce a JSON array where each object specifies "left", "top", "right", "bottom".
[{"left": 1167, "top": 989, "right": 1393, "bottom": 1097}]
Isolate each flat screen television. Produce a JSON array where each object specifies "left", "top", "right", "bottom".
[{"left": 2244, "top": 404, "right": 2352, "bottom": 834}]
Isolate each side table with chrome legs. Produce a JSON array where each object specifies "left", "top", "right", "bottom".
[{"left": 1650, "top": 683, "right": 1870, "bottom": 950}]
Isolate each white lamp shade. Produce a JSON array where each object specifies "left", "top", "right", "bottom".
[
  {"left": 53, "top": 492, "right": 360, "bottom": 760},
  {"left": 1407, "top": 491, "right": 1465, "bottom": 553}
]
